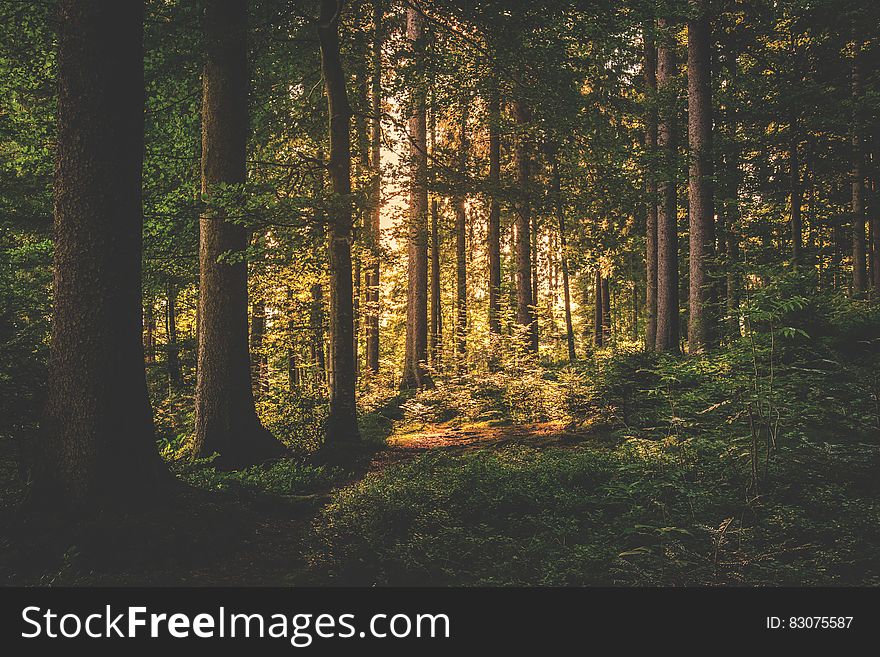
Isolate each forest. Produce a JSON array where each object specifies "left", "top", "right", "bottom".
[{"left": 1, "top": 0, "right": 879, "bottom": 587}]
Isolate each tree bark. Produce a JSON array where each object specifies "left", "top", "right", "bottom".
[
  {"left": 487, "top": 72, "right": 502, "bottom": 339},
  {"left": 249, "top": 298, "right": 266, "bottom": 399},
  {"left": 144, "top": 298, "right": 156, "bottom": 364},
  {"left": 401, "top": 7, "right": 430, "bottom": 388},
  {"left": 365, "top": 0, "right": 382, "bottom": 374},
  {"left": 644, "top": 22, "right": 659, "bottom": 350},
  {"left": 318, "top": 0, "right": 360, "bottom": 443},
  {"left": 593, "top": 269, "right": 603, "bottom": 348},
  {"left": 851, "top": 31, "right": 867, "bottom": 295},
  {"left": 36, "top": 0, "right": 167, "bottom": 508},
  {"left": 193, "top": 0, "right": 283, "bottom": 467},
  {"left": 655, "top": 18, "right": 680, "bottom": 353},
  {"left": 513, "top": 96, "right": 538, "bottom": 353},
  {"left": 166, "top": 283, "right": 182, "bottom": 390},
  {"left": 454, "top": 104, "right": 468, "bottom": 366},
  {"left": 687, "top": 1, "right": 714, "bottom": 353},
  {"left": 601, "top": 277, "right": 612, "bottom": 343},
  {"left": 551, "top": 157, "right": 576, "bottom": 363},
  {"left": 790, "top": 126, "right": 802, "bottom": 264}
]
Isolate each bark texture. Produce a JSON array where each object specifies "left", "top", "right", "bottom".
[
  {"left": 365, "top": 0, "right": 382, "bottom": 374},
  {"left": 401, "top": 7, "right": 430, "bottom": 388},
  {"left": 644, "top": 23, "right": 659, "bottom": 350},
  {"left": 37, "top": 0, "right": 167, "bottom": 508},
  {"left": 513, "top": 96, "right": 538, "bottom": 353},
  {"left": 318, "top": 0, "right": 361, "bottom": 443},
  {"left": 655, "top": 18, "right": 680, "bottom": 352},
  {"left": 193, "top": 0, "right": 283, "bottom": 467},
  {"left": 687, "top": 1, "right": 714, "bottom": 353}
]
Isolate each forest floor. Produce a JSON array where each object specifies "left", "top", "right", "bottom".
[{"left": 0, "top": 415, "right": 606, "bottom": 586}]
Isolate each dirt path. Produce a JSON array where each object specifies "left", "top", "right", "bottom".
[{"left": 0, "top": 419, "right": 604, "bottom": 585}]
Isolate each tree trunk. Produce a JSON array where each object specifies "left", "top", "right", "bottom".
[
  {"left": 401, "top": 7, "right": 430, "bottom": 388},
  {"left": 144, "top": 298, "right": 156, "bottom": 364},
  {"left": 655, "top": 18, "right": 680, "bottom": 353},
  {"left": 601, "top": 277, "right": 612, "bottom": 343},
  {"left": 36, "top": 0, "right": 166, "bottom": 508},
  {"left": 487, "top": 72, "right": 502, "bottom": 338},
  {"left": 790, "top": 126, "right": 802, "bottom": 264},
  {"left": 593, "top": 269, "right": 603, "bottom": 348},
  {"left": 166, "top": 283, "right": 182, "bottom": 390},
  {"left": 644, "top": 22, "right": 659, "bottom": 350},
  {"left": 454, "top": 104, "right": 468, "bottom": 367},
  {"left": 318, "top": 0, "right": 360, "bottom": 443},
  {"left": 249, "top": 298, "right": 266, "bottom": 399},
  {"left": 687, "top": 0, "right": 714, "bottom": 353},
  {"left": 513, "top": 96, "right": 538, "bottom": 353},
  {"left": 365, "top": 0, "right": 382, "bottom": 374},
  {"left": 551, "top": 157, "right": 576, "bottom": 363},
  {"left": 851, "top": 31, "right": 867, "bottom": 295},
  {"left": 193, "top": 0, "right": 283, "bottom": 467},
  {"left": 871, "top": 155, "right": 880, "bottom": 297}
]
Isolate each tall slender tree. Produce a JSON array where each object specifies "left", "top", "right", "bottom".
[
  {"left": 644, "top": 22, "right": 659, "bottom": 349},
  {"left": 36, "top": 0, "right": 167, "bottom": 507},
  {"left": 365, "top": 0, "right": 382, "bottom": 374},
  {"left": 851, "top": 29, "right": 867, "bottom": 295},
  {"left": 192, "top": 0, "right": 283, "bottom": 467},
  {"left": 655, "top": 17, "right": 680, "bottom": 353},
  {"left": 487, "top": 70, "right": 502, "bottom": 339},
  {"left": 318, "top": 0, "right": 360, "bottom": 443},
  {"left": 401, "top": 6, "right": 430, "bottom": 388},
  {"left": 550, "top": 154, "right": 576, "bottom": 363},
  {"left": 687, "top": 0, "right": 714, "bottom": 353},
  {"left": 454, "top": 103, "right": 469, "bottom": 366},
  {"left": 513, "top": 95, "right": 538, "bottom": 352}
]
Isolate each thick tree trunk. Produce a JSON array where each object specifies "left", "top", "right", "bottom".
[
  {"left": 655, "top": 18, "right": 680, "bottom": 353},
  {"left": 36, "top": 1, "right": 167, "bottom": 508},
  {"left": 644, "top": 23, "right": 659, "bottom": 350},
  {"left": 851, "top": 32, "right": 867, "bottom": 295},
  {"left": 551, "top": 157, "right": 576, "bottom": 363},
  {"left": 365, "top": 0, "right": 382, "bottom": 374},
  {"left": 687, "top": 1, "right": 714, "bottom": 353},
  {"left": 513, "top": 97, "right": 538, "bottom": 353},
  {"left": 318, "top": 0, "right": 360, "bottom": 443},
  {"left": 401, "top": 7, "right": 430, "bottom": 388},
  {"left": 487, "top": 74, "right": 502, "bottom": 338},
  {"left": 193, "top": 0, "right": 283, "bottom": 467}
]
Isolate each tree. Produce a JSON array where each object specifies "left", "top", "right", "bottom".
[
  {"left": 402, "top": 6, "right": 430, "bottom": 388},
  {"left": 513, "top": 96, "right": 538, "bottom": 353},
  {"left": 365, "top": 0, "right": 383, "bottom": 374},
  {"left": 851, "top": 29, "right": 867, "bottom": 295},
  {"left": 655, "top": 17, "right": 680, "bottom": 353},
  {"left": 454, "top": 103, "right": 469, "bottom": 366},
  {"left": 687, "top": 0, "right": 714, "bottom": 352},
  {"left": 192, "top": 0, "right": 283, "bottom": 467},
  {"left": 550, "top": 153, "right": 576, "bottom": 363},
  {"left": 487, "top": 69, "right": 503, "bottom": 339},
  {"left": 318, "top": 0, "right": 360, "bottom": 443},
  {"left": 35, "top": 0, "right": 167, "bottom": 507},
  {"left": 644, "top": 22, "right": 659, "bottom": 349}
]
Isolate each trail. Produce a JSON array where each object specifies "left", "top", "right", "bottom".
[{"left": 0, "top": 418, "right": 602, "bottom": 586}]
